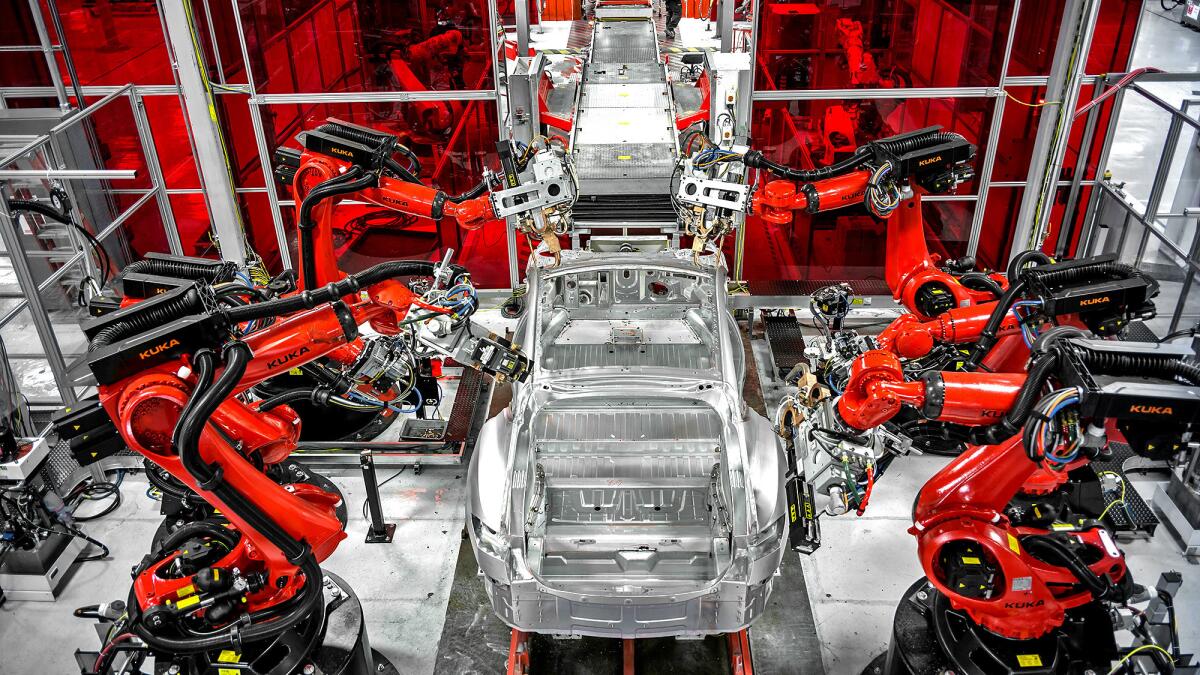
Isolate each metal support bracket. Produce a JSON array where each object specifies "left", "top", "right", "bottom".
[
  {"left": 490, "top": 178, "right": 573, "bottom": 219},
  {"left": 676, "top": 176, "right": 751, "bottom": 212},
  {"left": 360, "top": 450, "right": 396, "bottom": 544}
]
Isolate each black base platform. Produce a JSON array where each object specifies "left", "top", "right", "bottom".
[{"left": 865, "top": 579, "right": 1116, "bottom": 675}]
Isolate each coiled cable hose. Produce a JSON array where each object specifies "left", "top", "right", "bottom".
[
  {"left": 965, "top": 255, "right": 1159, "bottom": 370},
  {"left": 316, "top": 122, "right": 422, "bottom": 177},
  {"left": 742, "top": 129, "right": 965, "bottom": 182},
  {"left": 1075, "top": 345, "right": 1200, "bottom": 385},
  {"left": 1031, "top": 259, "right": 1160, "bottom": 299},
  {"left": 872, "top": 130, "right": 967, "bottom": 156},
  {"left": 88, "top": 286, "right": 210, "bottom": 351},
  {"left": 124, "top": 257, "right": 237, "bottom": 285}
]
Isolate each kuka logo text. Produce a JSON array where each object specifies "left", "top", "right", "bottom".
[{"left": 268, "top": 346, "right": 311, "bottom": 369}]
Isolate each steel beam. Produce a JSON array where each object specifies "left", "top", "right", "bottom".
[{"left": 159, "top": 0, "right": 248, "bottom": 264}]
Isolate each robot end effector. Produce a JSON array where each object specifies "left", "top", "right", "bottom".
[{"left": 274, "top": 118, "right": 576, "bottom": 287}]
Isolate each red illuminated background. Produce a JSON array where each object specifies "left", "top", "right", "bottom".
[{"left": 1, "top": 0, "right": 1141, "bottom": 288}]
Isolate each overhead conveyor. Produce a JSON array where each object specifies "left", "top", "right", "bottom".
[{"left": 570, "top": 1, "right": 681, "bottom": 228}]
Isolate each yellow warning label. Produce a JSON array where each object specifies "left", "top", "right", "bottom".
[
  {"left": 961, "top": 556, "right": 981, "bottom": 565},
  {"left": 219, "top": 669, "right": 240, "bottom": 675},
  {"left": 289, "top": 367, "right": 303, "bottom": 376},
  {"left": 616, "top": 155, "right": 632, "bottom": 160},
  {"left": 1016, "top": 654, "right": 1043, "bottom": 668},
  {"left": 1007, "top": 533, "right": 1020, "bottom": 554},
  {"left": 177, "top": 584, "right": 195, "bottom": 597},
  {"left": 1051, "top": 523, "right": 1074, "bottom": 531},
  {"left": 217, "top": 650, "right": 241, "bottom": 663},
  {"left": 175, "top": 595, "right": 200, "bottom": 609}
]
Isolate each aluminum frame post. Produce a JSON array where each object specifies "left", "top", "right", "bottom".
[
  {"left": 129, "top": 89, "right": 184, "bottom": 256},
  {"left": 1010, "top": 0, "right": 1101, "bottom": 259},
  {"left": 965, "top": 0, "right": 1021, "bottom": 258},
  {"left": 159, "top": 0, "right": 248, "bottom": 264},
  {"left": 26, "top": 0, "right": 70, "bottom": 111}
]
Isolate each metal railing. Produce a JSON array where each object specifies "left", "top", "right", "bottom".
[
  {"left": 1078, "top": 74, "right": 1200, "bottom": 335},
  {"left": 0, "top": 85, "right": 180, "bottom": 405}
]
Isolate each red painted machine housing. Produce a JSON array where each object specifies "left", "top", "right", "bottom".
[
  {"left": 912, "top": 436, "right": 1128, "bottom": 639},
  {"left": 291, "top": 150, "right": 496, "bottom": 290},
  {"left": 102, "top": 296, "right": 412, "bottom": 620},
  {"left": 885, "top": 197, "right": 1007, "bottom": 320}
]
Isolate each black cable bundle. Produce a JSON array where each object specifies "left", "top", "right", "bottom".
[{"left": 130, "top": 345, "right": 325, "bottom": 654}]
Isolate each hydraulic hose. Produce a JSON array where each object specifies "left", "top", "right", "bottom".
[
  {"left": 88, "top": 286, "right": 212, "bottom": 351},
  {"left": 221, "top": 259, "right": 441, "bottom": 324},
  {"left": 9, "top": 198, "right": 116, "bottom": 283},
  {"left": 258, "top": 388, "right": 321, "bottom": 412},
  {"left": 964, "top": 278, "right": 1027, "bottom": 370},
  {"left": 1006, "top": 249, "right": 1052, "bottom": 282},
  {"left": 958, "top": 272, "right": 1004, "bottom": 299},
  {"left": 297, "top": 167, "right": 378, "bottom": 290},
  {"left": 446, "top": 176, "right": 492, "bottom": 203},
  {"left": 144, "top": 342, "right": 323, "bottom": 653},
  {"left": 1020, "top": 534, "right": 1116, "bottom": 601},
  {"left": 966, "top": 350, "right": 1059, "bottom": 446}
]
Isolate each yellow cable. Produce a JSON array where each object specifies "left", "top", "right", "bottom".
[
  {"left": 1003, "top": 90, "right": 1060, "bottom": 108},
  {"left": 1107, "top": 643, "right": 1174, "bottom": 674}
]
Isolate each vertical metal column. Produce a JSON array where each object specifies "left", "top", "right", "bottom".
[
  {"left": 718, "top": 0, "right": 735, "bottom": 53},
  {"left": 515, "top": 0, "right": 531, "bottom": 55},
  {"left": 965, "top": 0, "right": 1021, "bottom": 258},
  {"left": 1010, "top": 0, "right": 1101, "bottom": 258},
  {"left": 159, "top": 0, "right": 248, "bottom": 264},
  {"left": 0, "top": 198, "right": 78, "bottom": 404},
  {"left": 228, "top": 0, "right": 293, "bottom": 272},
  {"left": 129, "top": 89, "right": 184, "bottom": 256}
]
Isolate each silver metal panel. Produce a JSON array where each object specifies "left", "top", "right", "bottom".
[
  {"left": 579, "top": 83, "right": 669, "bottom": 109},
  {"left": 591, "top": 21, "right": 658, "bottom": 65},
  {"left": 585, "top": 63, "right": 665, "bottom": 85},
  {"left": 572, "top": 143, "right": 675, "bottom": 178},
  {"left": 575, "top": 103, "right": 675, "bottom": 145}
]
